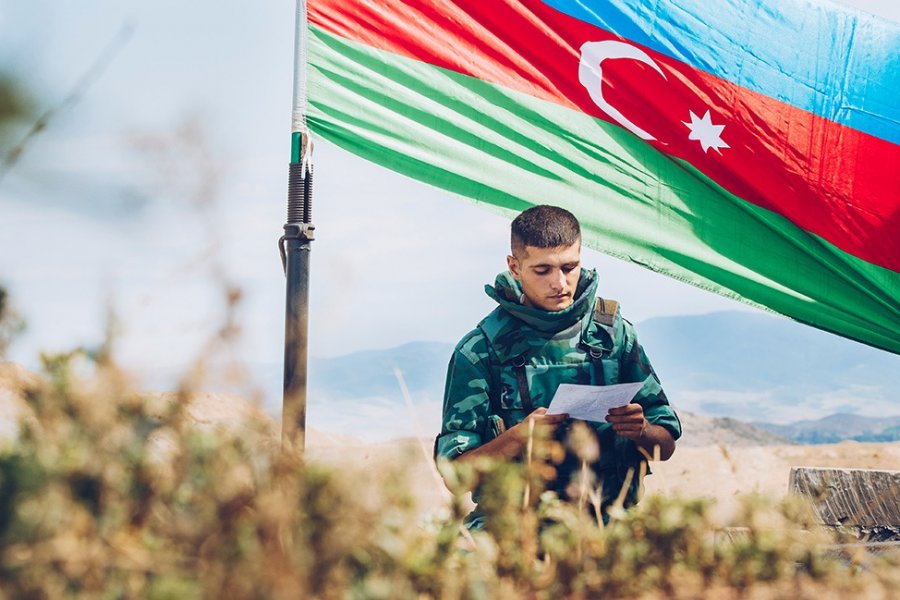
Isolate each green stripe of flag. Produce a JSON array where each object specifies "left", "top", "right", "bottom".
[{"left": 307, "top": 25, "right": 900, "bottom": 354}]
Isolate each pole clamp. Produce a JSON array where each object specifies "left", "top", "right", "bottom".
[{"left": 279, "top": 224, "right": 316, "bottom": 273}]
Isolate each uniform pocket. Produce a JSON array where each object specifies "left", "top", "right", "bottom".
[
  {"left": 497, "top": 371, "right": 524, "bottom": 410},
  {"left": 496, "top": 362, "right": 593, "bottom": 427}
]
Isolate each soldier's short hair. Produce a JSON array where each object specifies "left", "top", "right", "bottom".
[{"left": 511, "top": 205, "right": 581, "bottom": 256}]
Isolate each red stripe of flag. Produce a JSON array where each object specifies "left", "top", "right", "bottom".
[{"left": 311, "top": 0, "right": 900, "bottom": 273}]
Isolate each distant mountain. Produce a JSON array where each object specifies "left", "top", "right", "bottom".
[
  {"left": 250, "top": 311, "right": 899, "bottom": 442},
  {"left": 677, "top": 412, "right": 791, "bottom": 447},
  {"left": 635, "top": 311, "right": 900, "bottom": 424},
  {"left": 309, "top": 341, "right": 453, "bottom": 401},
  {"left": 304, "top": 341, "right": 451, "bottom": 441},
  {"left": 752, "top": 414, "right": 900, "bottom": 444}
]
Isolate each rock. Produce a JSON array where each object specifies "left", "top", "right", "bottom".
[{"left": 789, "top": 466, "right": 900, "bottom": 542}]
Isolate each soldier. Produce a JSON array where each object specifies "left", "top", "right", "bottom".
[{"left": 435, "top": 205, "right": 681, "bottom": 529}]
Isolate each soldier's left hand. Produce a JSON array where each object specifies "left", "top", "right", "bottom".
[{"left": 606, "top": 403, "right": 648, "bottom": 441}]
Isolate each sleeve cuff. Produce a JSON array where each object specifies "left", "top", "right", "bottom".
[
  {"left": 646, "top": 408, "right": 683, "bottom": 441},
  {"left": 435, "top": 430, "right": 483, "bottom": 460}
]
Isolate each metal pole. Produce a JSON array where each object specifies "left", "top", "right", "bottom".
[
  {"left": 280, "top": 139, "right": 314, "bottom": 453},
  {"left": 280, "top": 0, "right": 313, "bottom": 453}
]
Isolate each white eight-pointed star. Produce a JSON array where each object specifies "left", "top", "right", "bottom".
[{"left": 683, "top": 110, "right": 730, "bottom": 154}]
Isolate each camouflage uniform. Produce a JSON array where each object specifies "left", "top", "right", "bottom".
[{"left": 436, "top": 268, "right": 681, "bottom": 528}]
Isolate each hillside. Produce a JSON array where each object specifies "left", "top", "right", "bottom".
[
  {"left": 309, "top": 341, "right": 453, "bottom": 400},
  {"left": 676, "top": 412, "right": 790, "bottom": 446}
]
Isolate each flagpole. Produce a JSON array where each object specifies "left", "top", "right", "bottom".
[{"left": 280, "top": 0, "right": 314, "bottom": 454}]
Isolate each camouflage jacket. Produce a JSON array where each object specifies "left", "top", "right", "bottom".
[{"left": 436, "top": 268, "right": 681, "bottom": 514}]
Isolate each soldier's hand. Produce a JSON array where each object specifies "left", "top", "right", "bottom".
[
  {"left": 456, "top": 408, "right": 569, "bottom": 463},
  {"left": 606, "top": 403, "right": 648, "bottom": 441},
  {"left": 512, "top": 407, "right": 568, "bottom": 439}
]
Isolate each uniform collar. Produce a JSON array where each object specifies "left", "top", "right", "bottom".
[{"left": 484, "top": 268, "right": 598, "bottom": 332}]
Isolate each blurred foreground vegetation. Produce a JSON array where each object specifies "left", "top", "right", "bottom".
[
  {"left": 0, "top": 347, "right": 896, "bottom": 600},
  {"left": 0, "top": 73, "right": 30, "bottom": 128}
]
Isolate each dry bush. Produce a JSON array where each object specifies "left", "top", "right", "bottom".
[
  {"left": 0, "top": 348, "right": 897, "bottom": 599},
  {"left": 0, "top": 287, "right": 25, "bottom": 359},
  {"left": 0, "top": 73, "right": 31, "bottom": 129}
]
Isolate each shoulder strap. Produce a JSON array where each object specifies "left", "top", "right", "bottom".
[
  {"left": 588, "top": 297, "right": 624, "bottom": 349},
  {"left": 584, "top": 296, "right": 623, "bottom": 386},
  {"left": 512, "top": 355, "right": 534, "bottom": 413},
  {"left": 478, "top": 321, "right": 534, "bottom": 416},
  {"left": 594, "top": 297, "right": 619, "bottom": 326}
]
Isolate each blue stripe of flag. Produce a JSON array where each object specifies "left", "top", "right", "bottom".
[{"left": 541, "top": 0, "right": 900, "bottom": 146}]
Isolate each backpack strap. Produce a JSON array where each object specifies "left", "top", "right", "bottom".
[
  {"left": 594, "top": 297, "right": 619, "bottom": 327},
  {"left": 583, "top": 296, "right": 621, "bottom": 386},
  {"left": 511, "top": 354, "right": 534, "bottom": 413},
  {"left": 477, "top": 325, "right": 524, "bottom": 439},
  {"left": 478, "top": 316, "right": 535, "bottom": 417}
]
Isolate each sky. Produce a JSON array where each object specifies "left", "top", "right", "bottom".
[{"left": 0, "top": 0, "right": 898, "bottom": 413}]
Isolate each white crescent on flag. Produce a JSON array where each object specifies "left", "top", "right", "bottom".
[{"left": 578, "top": 40, "right": 667, "bottom": 141}]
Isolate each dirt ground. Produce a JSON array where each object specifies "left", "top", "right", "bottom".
[
  {"left": 642, "top": 442, "right": 900, "bottom": 519},
  {"left": 307, "top": 436, "right": 900, "bottom": 521}
]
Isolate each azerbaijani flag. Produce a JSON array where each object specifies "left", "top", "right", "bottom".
[{"left": 305, "top": 0, "right": 900, "bottom": 355}]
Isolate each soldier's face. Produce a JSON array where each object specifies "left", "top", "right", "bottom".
[{"left": 507, "top": 243, "right": 581, "bottom": 312}]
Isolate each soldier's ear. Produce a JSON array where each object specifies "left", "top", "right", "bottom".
[{"left": 507, "top": 254, "right": 521, "bottom": 280}]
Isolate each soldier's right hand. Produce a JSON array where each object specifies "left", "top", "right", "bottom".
[{"left": 515, "top": 407, "right": 568, "bottom": 437}]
